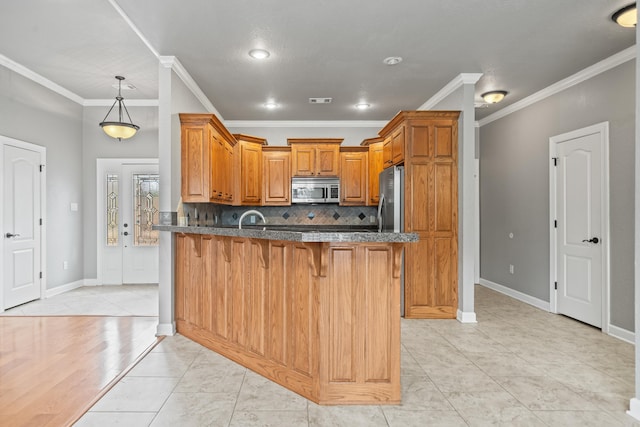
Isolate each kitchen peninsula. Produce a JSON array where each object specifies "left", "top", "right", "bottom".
[{"left": 155, "top": 224, "right": 417, "bottom": 404}]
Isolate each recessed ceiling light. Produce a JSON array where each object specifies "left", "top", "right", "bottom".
[
  {"left": 249, "top": 49, "right": 270, "bottom": 59},
  {"left": 383, "top": 56, "right": 403, "bottom": 66},
  {"left": 481, "top": 90, "right": 508, "bottom": 104},
  {"left": 355, "top": 103, "right": 370, "bottom": 110},
  {"left": 264, "top": 102, "right": 278, "bottom": 109},
  {"left": 612, "top": 3, "right": 637, "bottom": 27}
]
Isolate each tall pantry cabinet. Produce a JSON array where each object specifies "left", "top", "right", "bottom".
[{"left": 379, "top": 111, "right": 460, "bottom": 319}]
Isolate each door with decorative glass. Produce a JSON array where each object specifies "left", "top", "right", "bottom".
[{"left": 99, "top": 160, "right": 159, "bottom": 284}]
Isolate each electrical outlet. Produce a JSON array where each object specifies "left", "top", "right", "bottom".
[
  {"left": 63, "top": 261, "right": 68, "bottom": 270},
  {"left": 509, "top": 264, "right": 514, "bottom": 274},
  {"left": 370, "top": 215, "right": 376, "bottom": 223},
  {"left": 250, "top": 215, "right": 256, "bottom": 224}
]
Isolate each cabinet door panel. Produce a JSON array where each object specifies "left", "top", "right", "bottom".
[
  {"left": 434, "top": 163, "right": 456, "bottom": 233},
  {"left": 268, "top": 243, "right": 288, "bottom": 366},
  {"left": 181, "top": 126, "right": 208, "bottom": 201},
  {"left": 340, "top": 152, "right": 368, "bottom": 205},
  {"left": 263, "top": 151, "right": 291, "bottom": 205},
  {"left": 316, "top": 145, "right": 339, "bottom": 176},
  {"left": 434, "top": 125, "right": 454, "bottom": 158},
  {"left": 241, "top": 143, "right": 262, "bottom": 204},
  {"left": 292, "top": 146, "right": 315, "bottom": 176},
  {"left": 368, "top": 142, "right": 384, "bottom": 205},
  {"left": 290, "top": 245, "right": 314, "bottom": 377}
]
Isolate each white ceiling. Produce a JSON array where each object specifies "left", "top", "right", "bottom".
[{"left": 0, "top": 0, "right": 635, "bottom": 121}]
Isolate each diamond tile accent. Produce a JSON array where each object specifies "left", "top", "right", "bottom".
[
  {"left": 282, "top": 212, "right": 290, "bottom": 220},
  {"left": 333, "top": 212, "right": 340, "bottom": 220},
  {"left": 358, "top": 212, "right": 366, "bottom": 220},
  {"left": 307, "top": 212, "right": 315, "bottom": 220}
]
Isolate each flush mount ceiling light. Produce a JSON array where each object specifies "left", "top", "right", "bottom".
[
  {"left": 249, "top": 49, "right": 270, "bottom": 59},
  {"left": 612, "top": 3, "right": 637, "bottom": 27},
  {"left": 355, "top": 103, "right": 370, "bottom": 110},
  {"left": 99, "top": 76, "right": 140, "bottom": 141},
  {"left": 263, "top": 101, "right": 279, "bottom": 109},
  {"left": 383, "top": 56, "right": 403, "bottom": 65},
  {"left": 481, "top": 90, "right": 508, "bottom": 104}
]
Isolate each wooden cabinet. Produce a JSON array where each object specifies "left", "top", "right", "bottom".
[
  {"left": 379, "top": 111, "right": 460, "bottom": 319},
  {"left": 339, "top": 147, "right": 368, "bottom": 206},
  {"left": 288, "top": 138, "right": 342, "bottom": 177},
  {"left": 179, "top": 113, "right": 236, "bottom": 204},
  {"left": 232, "top": 134, "right": 266, "bottom": 206},
  {"left": 361, "top": 137, "right": 384, "bottom": 206},
  {"left": 175, "top": 233, "right": 403, "bottom": 405},
  {"left": 262, "top": 147, "right": 291, "bottom": 206},
  {"left": 381, "top": 126, "right": 405, "bottom": 168}
]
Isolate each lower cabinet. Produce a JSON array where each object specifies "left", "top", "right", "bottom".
[{"left": 175, "top": 233, "right": 402, "bottom": 405}]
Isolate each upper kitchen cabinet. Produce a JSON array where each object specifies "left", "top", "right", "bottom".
[
  {"left": 232, "top": 134, "right": 267, "bottom": 206},
  {"left": 380, "top": 123, "right": 405, "bottom": 168},
  {"left": 361, "top": 137, "right": 384, "bottom": 206},
  {"left": 179, "top": 113, "right": 236, "bottom": 204},
  {"left": 262, "top": 147, "right": 291, "bottom": 206},
  {"left": 288, "top": 138, "right": 342, "bottom": 177},
  {"left": 339, "top": 147, "right": 368, "bottom": 206}
]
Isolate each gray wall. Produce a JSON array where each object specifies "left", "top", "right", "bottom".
[
  {"left": 81, "top": 105, "right": 159, "bottom": 280},
  {"left": 224, "top": 126, "right": 382, "bottom": 147},
  {"left": 479, "top": 60, "right": 635, "bottom": 331},
  {"left": 0, "top": 66, "right": 84, "bottom": 290}
]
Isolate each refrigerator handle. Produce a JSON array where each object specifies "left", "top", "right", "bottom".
[{"left": 377, "top": 193, "right": 385, "bottom": 233}]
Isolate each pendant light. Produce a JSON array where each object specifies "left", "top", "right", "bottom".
[
  {"left": 612, "top": 3, "right": 637, "bottom": 27},
  {"left": 99, "top": 76, "right": 140, "bottom": 141}
]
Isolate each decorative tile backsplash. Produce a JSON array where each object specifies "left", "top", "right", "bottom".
[{"left": 181, "top": 203, "right": 377, "bottom": 227}]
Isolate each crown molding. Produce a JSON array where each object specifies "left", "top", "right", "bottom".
[
  {"left": 109, "top": 0, "right": 159, "bottom": 58},
  {"left": 418, "top": 73, "right": 483, "bottom": 110},
  {"left": 83, "top": 99, "right": 159, "bottom": 107},
  {"left": 0, "top": 54, "right": 85, "bottom": 105},
  {"left": 224, "top": 120, "right": 388, "bottom": 128},
  {"left": 159, "top": 55, "right": 222, "bottom": 118},
  {"left": 478, "top": 45, "right": 636, "bottom": 127}
]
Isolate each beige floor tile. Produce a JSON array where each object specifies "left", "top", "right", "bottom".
[
  {"left": 494, "top": 375, "right": 598, "bottom": 411},
  {"left": 127, "top": 350, "right": 199, "bottom": 377},
  {"left": 229, "top": 410, "right": 308, "bottom": 427},
  {"left": 533, "top": 409, "right": 624, "bottom": 427},
  {"left": 466, "top": 352, "right": 546, "bottom": 377},
  {"left": 173, "top": 354, "right": 246, "bottom": 394},
  {"left": 400, "top": 346, "right": 427, "bottom": 376},
  {"left": 149, "top": 392, "right": 236, "bottom": 427},
  {"left": 382, "top": 408, "right": 468, "bottom": 427},
  {"left": 429, "top": 373, "right": 503, "bottom": 393},
  {"left": 397, "top": 376, "right": 453, "bottom": 410},
  {"left": 89, "top": 377, "right": 179, "bottom": 412},
  {"left": 74, "top": 411, "right": 156, "bottom": 427},
  {"left": 308, "top": 404, "right": 388, "bottom": 427},
  {"left": 444, "top": 390, "right": 545, "bottom": 426},
  {"left": 235, "top": 371, "right": 308, "bottom": 411},
  {"left": 151, "top": 334, "right": 206, "bottom": 354}
]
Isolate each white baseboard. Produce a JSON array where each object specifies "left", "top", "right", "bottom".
[
  {"left": 608, "top": 324, "right": 635, "bottom": 345},
  {"left": 628, "top": 398, "right": 640, "bottom": 421},
  {"left": 457, "top": 310, "right": 477, "bottom": 323},
  {"left": 156, "top": 322, "right": 176, "bottom": 336},
  {"left": 45, "top": 279, "right": 85, "bottom": 298},
  {"left": 83, "top": 278, "right": 100, "bottom": 286},
  {"left": 478, "top": 278, "right": 551, "bottom": 311}
]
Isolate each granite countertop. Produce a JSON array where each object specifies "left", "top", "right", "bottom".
[{"left": 154, "top": 224, "right": 418, "bottom": 243}]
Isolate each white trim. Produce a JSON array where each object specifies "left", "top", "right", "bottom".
[
  {"left": 84, "top": 278, "right": 100, "bottom": 286},
  {"left": 479, "top": 279, "right": 551, "bottom": 311},
  {"left": 224, "top": 120, "right": 388, "bottom": 128},
  {"left": 45, "top": 280, "right": 85, "bottom": 298},
  {"left": 479, "top": 46, "right": 636, "bottom": 127},
  {"left": 0, "top": 136, "right": 47, "bottom": 312},
  {"left": 456, "top": 310, "right": 477, "bottom": 323},
  {"left": 418, "top": 73, "right": 483, "bottom": 110},
  {"left": 84, "top": 99, "right": 159, "bottom": 107},
  {"left": 159, "top": 56, "right": 221, "bottom": 116},
  {"left": 107, "top": 0, "right": 160, "bottom": 58},
  {"left": 609, "top": 324, "right": 635, "bottom": 345},
  {"left": 156, "top": 322, "right": 176, "bottom": 336},
  {"left": 548, "top": 122, "right": 610, "bottom": 333},
  {"left": 628, "top": 398, "right": 640, "bottom": 421},
  {"left": 0, "top": 54, "right": 84, "bottom": 105}
]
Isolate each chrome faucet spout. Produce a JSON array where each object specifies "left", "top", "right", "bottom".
[{"left": 238, "top": 209, "right": 266, "bottom": 229}]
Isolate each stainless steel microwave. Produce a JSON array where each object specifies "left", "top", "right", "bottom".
[{"left": 291, "top": 177, "right": 340, "bottom": 204}]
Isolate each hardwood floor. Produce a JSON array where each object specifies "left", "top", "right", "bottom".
[{"left": 0, "top": 316, "right": 159, "bottom": 427}]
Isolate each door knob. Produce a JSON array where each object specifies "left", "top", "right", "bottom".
[
  {"left": 5, "top": 233, "right": 20, "bottom": 238},
  {"left": 582, "top": 237, "right": 599, "bottom": 244}
]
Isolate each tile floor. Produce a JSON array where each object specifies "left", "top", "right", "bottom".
[{"left": 9, "top": 284, "right": 640, "bottom": 426}]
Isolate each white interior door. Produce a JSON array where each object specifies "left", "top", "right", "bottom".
[
  {"left": 99, "top": 160, "right": 159, "bottom": 285},
  {"left": 551, "top": 123, "right": 608, "bottom": 328},
  {"left": 3, "top": 144, "right": 41, "bottom": 309}
]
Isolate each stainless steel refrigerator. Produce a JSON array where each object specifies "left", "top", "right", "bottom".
[{"left": 377, "top": 165, "right": 405, "bottom": 315}]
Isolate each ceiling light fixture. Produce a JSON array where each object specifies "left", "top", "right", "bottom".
[
  {"left": 99, "top": 76, "right": 140, "bottom": 141},
  {"left": 383, "top": 56, "right": 403, "bottom": 65},
  {"left": 481, "top": 90, "right": 508, "bottom": 104},
  {"left": 264, "top": 101, "right": 278, "bottom": 109},
  {"left": 612, "top": 3, "right": 637, "bottom": 27},
  {"left": 249, "top": 49, "right": 270, "bottom": 59},
  {"left": 355, "top": 103, "right": 370, "bottom": 110}
]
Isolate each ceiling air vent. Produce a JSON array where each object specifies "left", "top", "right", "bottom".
[{"left": 309, "top": 97, "right": 332, "bottom": 104}]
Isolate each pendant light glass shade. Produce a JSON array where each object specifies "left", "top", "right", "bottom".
[
  {"left": 612, "top": 3, "right": 637, "bottom": 27},
  {"left": 99, "top": 76, "right": 140, "bottom": 141},
  {"left": 481, "top": 90, "right": 508, "bottom": 104}
]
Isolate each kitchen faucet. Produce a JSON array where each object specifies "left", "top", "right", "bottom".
[{"left": 238, "top": 209, "right": 266, "bottom": 229}]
